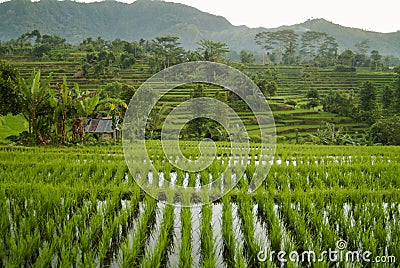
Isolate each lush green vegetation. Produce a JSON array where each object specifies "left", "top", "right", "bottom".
[
  {"left": 0, "top": 144, "right": 399, "bottom": 266},
  {"left": 1, "top": 33, "right": 399, "bottom": 145},
  {"left": 0, "top": 114, "right": 27, "bottom": 144}
]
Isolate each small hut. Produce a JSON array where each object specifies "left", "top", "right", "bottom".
[{"left": 85, "top": 117, "right": 119, "bottom": 142}]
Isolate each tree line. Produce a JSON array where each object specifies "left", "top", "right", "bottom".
[
  {"left": 253, "top": 29, "right": 394, "bottom": 69},
  {"left": 1, "top": 29, "right": 397, "bottom": 73},
  {"left": 0, "top": 30, "right": 231, "bottom": 77}
]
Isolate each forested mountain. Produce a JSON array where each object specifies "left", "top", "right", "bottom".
[{"left": 1, "top": 0, "right": 399, "bottom": 57}]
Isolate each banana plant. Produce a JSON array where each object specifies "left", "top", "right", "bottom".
[
  {"left": 50, "top": 77, "right": 76, "bottom": 143},
  {"left": 73, "top": 88, "right": 100, "bottom": 142},
  {"left": 49, "top": 76, "right": 99, "bottom": 143},
  {"left": 18, "top": 69, "right": 53, "bottom": 143}
]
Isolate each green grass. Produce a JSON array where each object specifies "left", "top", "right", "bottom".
[{"left": 0, "top": 114, "right": 28, "bottom": 144}]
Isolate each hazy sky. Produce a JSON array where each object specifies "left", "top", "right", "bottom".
[
  {"left": 2, "top": 0, "right": 399, "bottom": 32},
  {"left": 133, "top": 0, "right": 399, "bottom": 33},
  {"left": 163, "top": 0, "right": 400, "bottom": 33}
]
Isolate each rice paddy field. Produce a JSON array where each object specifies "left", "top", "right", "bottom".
[{"left": 1, "top": 143, "right": 399, "bottom": 267}]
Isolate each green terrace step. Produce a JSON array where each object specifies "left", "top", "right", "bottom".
[{"left": 273, "top": 110, "right": 320, "bottom": 115}]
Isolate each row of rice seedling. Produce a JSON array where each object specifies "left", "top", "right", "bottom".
[
  {"left": 178, "top": 206, "right": 192, "bottom": 267},
  {"left": 236, "top": 192, "right": 264, "bottom": 267},
  {"left": 1, "top": 144, "right": 399, "bottom": 266},
  {"left": 120, "top": 196, "right": 157, "bottom": 267},
  {"left": 200, "top": 204, "right": 216, "bottom": 267},
  {"left": 279, "top": 197, "right": 324, "bottom": 266},
  {"left": 141, "top": 204, "right": 174, "bottom": 268},
  {"left": 221, "top": 195, "right": 247, "bottom": 268}
]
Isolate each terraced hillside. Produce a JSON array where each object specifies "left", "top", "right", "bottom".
[{"left": 4, "top": 57, "right": 397, "bottom": 142}]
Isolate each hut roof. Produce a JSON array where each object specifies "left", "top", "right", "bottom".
[{"left": 85, "top": 117, "right": 119, "bottom": 134}]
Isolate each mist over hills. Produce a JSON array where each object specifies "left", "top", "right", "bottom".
[{"left": 1, "top": 0, "right": 399, "bottom": 57}]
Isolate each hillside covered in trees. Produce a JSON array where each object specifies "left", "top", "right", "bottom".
[{"left": 1, "top": 0, "right": 400, "bottom": 59}]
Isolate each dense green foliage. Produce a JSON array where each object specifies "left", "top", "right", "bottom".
[
  {"left": 0, "top": 114, "right": 27, "bottom": 143},
  {"left": 370, "top": 116, "right": 400, "bottom": 145},
  {"left": 0, "top": 67, "right": 104, "bottom": 144},
  {"left": 0, "top": 60, "right": 20, "bottom": 116}
]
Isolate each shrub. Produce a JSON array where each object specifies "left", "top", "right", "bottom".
[
  {"left": 369, "top": 116, "right": 400, "bottom": 145},
  {"left": 334, "top": 65, "right": 356, "bottom": 72},
  {"left": 285, "top": 100, "right": 297, "bottom": 108}
]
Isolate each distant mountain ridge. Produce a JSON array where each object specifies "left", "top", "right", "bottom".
[{"left": 1, "top": 0, "right": 399, "bottom": 57}]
